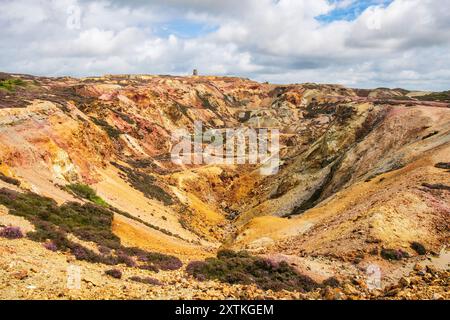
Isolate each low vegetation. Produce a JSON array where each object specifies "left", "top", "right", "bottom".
[
  {"left": 64, "top": 182, "right": 182, "bottom": 240},
  {"left": 121, "top": 246, "right": 183, "bottom": 271},
  {"left": 196, "top": 91, "right": 218, "bottom": 110},
  {"left": 65, "top": 183, "right": 107, "bottom": 207},
  {"left": 422, "top": 183, "right": 450, "bottom": 191},
  {"left": 0, "top": 226, "right": 24, "bottom": 239},
  {"left": 111, "top": 162, "right": 174, "bottom": 205},
  {"left": 43, "top": 241, "right": 58, "bottom": 252},
  {"left": 416, "top": 90, "right": 450, "bottom": 102},
  {"left": 422, "top": 131, "right": 439, "bottom": 140},
  {"left": 0, "top": 188, "right": 121, "bottom": 251},
  {"left": 380, "top": 248, "right": 410, "bottom": 261},
  {"left": 0, "top": 173, "right": 20, "bottom": 186},
  {"left": 90, "top": 117, "right": 122, "bottom": 139},
  {"left": 410, "top": 242, "right": 427, "bottom": 255},
  {"left": 186, "top": 250, "right": 319, "bottom": 292},
  {"left": 322, "top": 277, "right": 341, "bottom": 288},
  {"left": 435, "top": 162, "right": 450, "bottom": 170},
  {"left": 0, "top": 78, "right": 26, "bottom": 91},
  {"left": 129, "top": 276, "right": 162, "bottom": 286},
  {"left": 105, "top": 269, "right": 122, "bottom": 279},
  {"left": 0, "top": 188, "right": 182, "bottom": 270},
  {"left": 108, "top": 205, "right": 185, "bottom": 241}
]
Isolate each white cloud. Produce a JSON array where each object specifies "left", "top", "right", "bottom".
[{"left": 0, "top": 0, "right": 449, "bottom": 90}]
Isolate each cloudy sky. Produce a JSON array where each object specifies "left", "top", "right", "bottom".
[{"left": 1, "top": 0, "right": 449, "bottom": 90}]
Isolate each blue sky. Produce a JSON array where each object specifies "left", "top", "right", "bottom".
[
  {"left": 318, "top": 0, "right": 394, "bottom": 22},
  {"left": 0, "top": 0, "right": 449, "bottom": 90},
  {"left": 155, "top": 1, "right": 395, "bottom": 38},
  {"left": 156, "top": 20, "right": 218, "bottom": 39}
]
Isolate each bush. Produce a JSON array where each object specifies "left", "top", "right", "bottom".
[
  {"left": 0, "top": 78, "right": 26, "bottom": 91},
  {"left": 43, "top": 241, "right": 58, "bottom": 252},
  {"left": 435, "top": 162, "right": 450, "bottom": 170},
  {"left": 129, "top": 276, "right": 162, "bottom": 286},
  {"left": 105, "top": 269, "right": 122, "bottom": 279},
  {"left": 322, "top": 277, "right": 341, "bottom": 288},
  {"left": 186, "top": 251, "right": 318, "bottom": 292},
  {"left": 217, "top": 249, "right": 251, "bottom": 259},
  {"left": 380, "top": 248, "right": 410, "bottom": 261},
  {"left": 120, "top": 246, "right": 148, "bottom": 257},
  {"left": 255, "top": 258, "right": 279, "bottom": 270},
  {"left": 98, "top": 245, "right": 112, "bottom": 255},
  {"left": 71, "top": 245, "right": 88, "bottom": 260},
  {"left": 117, "top": 253, "right": 136, "bottom": 267},
  {"left": 186, "top": 261, "right": 208, "bottom": 279},
  {"left": 27, "top": 220, "right": 71, "bottom": 249},
  {"left": 138, "top": 264, "right": 159, "bottom": 273},
  {"left": 0, "top": 226, "right": 23, "bottom": 239},
  {"left": 217, "top": 249, "right": 237, "bottom": 259},
  {"left": 0, "top": 173, "right": 20, "bottom": 186},
  {"left": 411, "top": 242, "right": 427, "bottom": 255},
  {"left": 144, "top": 252, "right": 183, "bottom": 271},
  {"left": 65, "top": 184, "right": 107, "bottom": 207}
]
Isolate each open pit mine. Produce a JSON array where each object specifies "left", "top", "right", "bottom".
[{"left": 0, "top": 72, "right": 448, "bottom": 300}]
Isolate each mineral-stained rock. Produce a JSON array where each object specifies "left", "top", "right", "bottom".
[{"left": 0, "top": 73, "right": 449, "bottom": 300}]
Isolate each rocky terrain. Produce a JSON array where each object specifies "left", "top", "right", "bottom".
[{"left": 0, "top": 72, "right": 448, "bottom": 300}]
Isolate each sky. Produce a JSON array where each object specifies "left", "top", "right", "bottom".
[{"left": 0, "top": 0, "right": 449, "bottom": 90}]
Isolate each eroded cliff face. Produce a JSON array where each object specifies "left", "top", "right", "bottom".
[{"left": 0, "top": 72, "right": 448, "bottom": 299}]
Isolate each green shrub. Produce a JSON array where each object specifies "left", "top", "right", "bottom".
[
  {"left": 65, "top": 183, "right": 107, "bottom": 206},
  {"left": 0, "top": 78, "right": 26, "bottom": 91}
]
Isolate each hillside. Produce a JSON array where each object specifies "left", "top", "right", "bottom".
[{"left": 0, "top": 72, "right": 448, "bottom": 300}]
